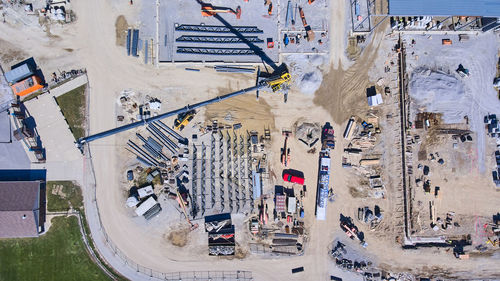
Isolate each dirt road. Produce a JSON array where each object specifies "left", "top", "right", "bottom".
[{"left": 2, "top": 0, "right": 500, "bottom": 280}]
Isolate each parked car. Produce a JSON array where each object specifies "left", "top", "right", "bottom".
[{"left": 127, "top": 170, "right": 134, "bottom": 181}]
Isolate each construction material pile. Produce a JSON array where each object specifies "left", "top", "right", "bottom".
[
  {"left": 285, "top": 54, "right": 324, "bottom": 95},
  {"left": 409, "top": 69, "right": 467, "bottom": 124},
  {"left": 294, "top": 122, "right": 320, "bottom": 147}
]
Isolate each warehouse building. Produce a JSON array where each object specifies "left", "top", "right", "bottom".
[
  {"left": 0, "top": 180, "right": 46, "bottom": 238},
  {"left": 351, "top": 0, "right": 500, "bottom": 32}
]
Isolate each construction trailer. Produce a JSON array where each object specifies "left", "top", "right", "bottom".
[
  {"left": 135, "top": 197, "right": 162, "bottom": 220},
  {"left": 204, "top": 213, "right": 232, "bottom": 232},
  {"left": 208, "top": 225, "right": 235, "bottom": 256},
  {"left": 205, "top": 213, "right": 235, "bottom": 256},
  {"left": 315, "top": 150, "right": 331, "bottom": 220},
  {"left": 11, "top": 76, "right": 43, "bottom": 97},
  {"left": 4, "top": 63, "right": 35, "bottom": 84}
]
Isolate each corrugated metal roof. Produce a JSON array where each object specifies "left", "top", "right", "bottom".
[
  {"left": 4, "top": 63, "right": 34, "bottom": 84},
  {"left": 389, "top": 0, "right": 500, "bottom": 17}
]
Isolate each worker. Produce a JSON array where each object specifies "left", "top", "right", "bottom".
[{"left": 268, "top": 3, "right": 273, "bottom": 15}]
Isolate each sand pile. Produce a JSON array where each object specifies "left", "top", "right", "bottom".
[{"left": 409, "top": 68, "right": 467, "bottom": 123}]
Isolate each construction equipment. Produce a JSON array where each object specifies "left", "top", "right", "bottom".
[
  {"left": 456, "top": 64, "right": 470, "bottom": 77},
  {"left": 298, "top": 7, "right": 315, "bottom": 41},
  {"left": 75, "top": 3, "right": 290, "bottom": 150},
  {"left": 176, "top": 189, "right": 199, "bottom": 231},
  {"left": 281, "top": 129, "right": 292, "bottom": 166},
  {"left": 201, "top": 3, "right": 241, "bottom": 19},
  {"left": 321, "top": 122, "right": 335, "bottom": 149},
  {"left": 261, "top": 63, "right": 292, "bottom": 92},
  {"left": 75, "top": 64, "right": 290, "bottom": 149},
  {"left": 174, "top": 110, "right": 196, "bottom": 131}
]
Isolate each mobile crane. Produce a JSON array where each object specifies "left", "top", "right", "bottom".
[
  {"left": 75, "top": 64, "right": 290, "bottom": 149},
  {"left": 75, "top": 0, "right": 291, "bottom": 150}
]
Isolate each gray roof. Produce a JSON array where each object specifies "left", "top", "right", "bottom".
[
  {"left": 4, "top": 63, "right": 34, "bottom": 84},
  {"left": 0, "top": 181, "right": 41, "bottom": 238},
  {"left": 388, "top": 0, "right": 500, "bottom": 17}
]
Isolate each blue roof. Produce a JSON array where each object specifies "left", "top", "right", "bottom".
[
  {"left": 389, "top": 0, "right": 500, "bottom": 17},
  {"left": 4, "top": 63, "right": 34, "bottom": 84}
]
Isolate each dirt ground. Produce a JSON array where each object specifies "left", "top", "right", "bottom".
[
  {"left": 1, "top": 0, "right": 500, "bottom": 280},
  {"left": 115, "top": 15, "right": 128, "bottom": 47}
]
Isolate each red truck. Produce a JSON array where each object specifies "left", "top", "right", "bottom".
[{"left": 282, "top": 169, "right": 305, "bottom": 185}]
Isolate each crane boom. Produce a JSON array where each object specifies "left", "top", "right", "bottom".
[{"left": 76, "top": 84, "right": 262, "bottom": 148}]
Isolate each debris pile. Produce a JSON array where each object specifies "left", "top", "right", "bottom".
[
  {"left": 329, "top": 240, "right": 378, "bottom": 276},
  {"left": 294, "top": 122, "right": 320, "bottom": 148},
  {"left": 357, "top": 205, "right": 383, "bottom": 229}
]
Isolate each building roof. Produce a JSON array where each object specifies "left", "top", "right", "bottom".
[
  {"left": 4, "top": 63, "right": 34, "bottom": 84},
  {"left": 276, "top": 195, "right": 286, "bottom": 213},
  {"left": 0, "top": 181, "right": 41, "bottom": 238},
  {"left": 11, "top": 76, "right": 43, "bottom": 97},
  {"left": 388, "top": 0, "right": 500, "bottom": 17}
]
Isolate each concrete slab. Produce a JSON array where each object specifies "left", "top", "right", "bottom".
[
  {"left": 139, "top": 0, "right": 330, "bottom": 64},
  {"left": 24, "top": 92, "right": 83, "bottom": 183},
  {"left": 51, "top": 74, "right": 88, "bottom": 98},
  {"left": 151, "top": 0, "right": 280, "bottom": 63}
]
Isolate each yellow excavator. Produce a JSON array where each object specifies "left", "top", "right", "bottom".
[{"left": 174, "top": 110, "right": 196, "bottom": 131}]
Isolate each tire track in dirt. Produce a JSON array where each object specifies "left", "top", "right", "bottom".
[{"left": 314, "top": 26, "right": 387, "bottom": 125}]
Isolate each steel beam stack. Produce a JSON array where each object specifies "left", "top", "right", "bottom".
[
  {"left": 201, "top": 143, "right": 207, "bottom": 215},
  {"left": 174, "top": 24, "right": 264, "bottom": 33},
  {"left": 226, "top": 132, "right": 233, "bottom": 213},
  {"left": 127, "top": 140, "right": 159, "bottom": 167},
  {"left": 247, "top": 133, "right": 254, "bottom": 211},
  {"left": 136, "top": 133, "right": 169, "bottom": 162},
  {"left": 191, "top": 144, "right": 198, "bottom": 218},
  {"left": 210, "top": 134, "right": 216, "bottom": 208},
  {"left": 147, "top": 123, "right": 177, "bottom": 154},
  {"left": 176, "top": 35, "right": 263, "bottom": 44},
  {"left": 239, "top": 135, "right": 246, "bottom": 208},
  {"left": 177, "top": 47, "right": 255, "bottom": 55},
  {"left": 218, "top": 132, "right": 225, "bottom": 212},
  {"left": 233, "top": 132, "right": 239, "bottom": 212}
]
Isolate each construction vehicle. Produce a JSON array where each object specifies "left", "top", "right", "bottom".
[
  {"left": 75, "top": 5, "right": 291, "bottom": 150},
  {"left": 281, "top": 129, "right": 292, "bottom": 166},
  {"left": 176, "top": 189, "right": 199, "bottom": 231},
  {"left": 456, "top": 64, "right": 470, "bottom": 77},
  {"left": 298, "top": 6, "right": 315, "bottom": 41},
  {"left": 281, "top": 136, "right": 290, "bottom": 166},
  {"left": 321, "top": 122, "right": 335, "bottom": 149},
  {"left": 201, "top": 3, "right": 241, "bottom": 19},
  {"left": 174, "top": 109, "right": 196, "bottom": 131},
  {"left": 75, "top": 64, "right": 290, "bottom": 149}
]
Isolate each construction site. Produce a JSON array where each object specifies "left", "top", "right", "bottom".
[{"left": 1, "top": 0, "right": 500, "bottom": 281}]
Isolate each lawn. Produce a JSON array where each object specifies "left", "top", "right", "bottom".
[
  {"left": 46, "top": 181, "right": 83, "bottom": 212},
  {"left": 0, "top": 216, "right": 110, "bottom": 281},
  {"left": 55, "top": 85, "right": 86, "bottom": 140}
]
